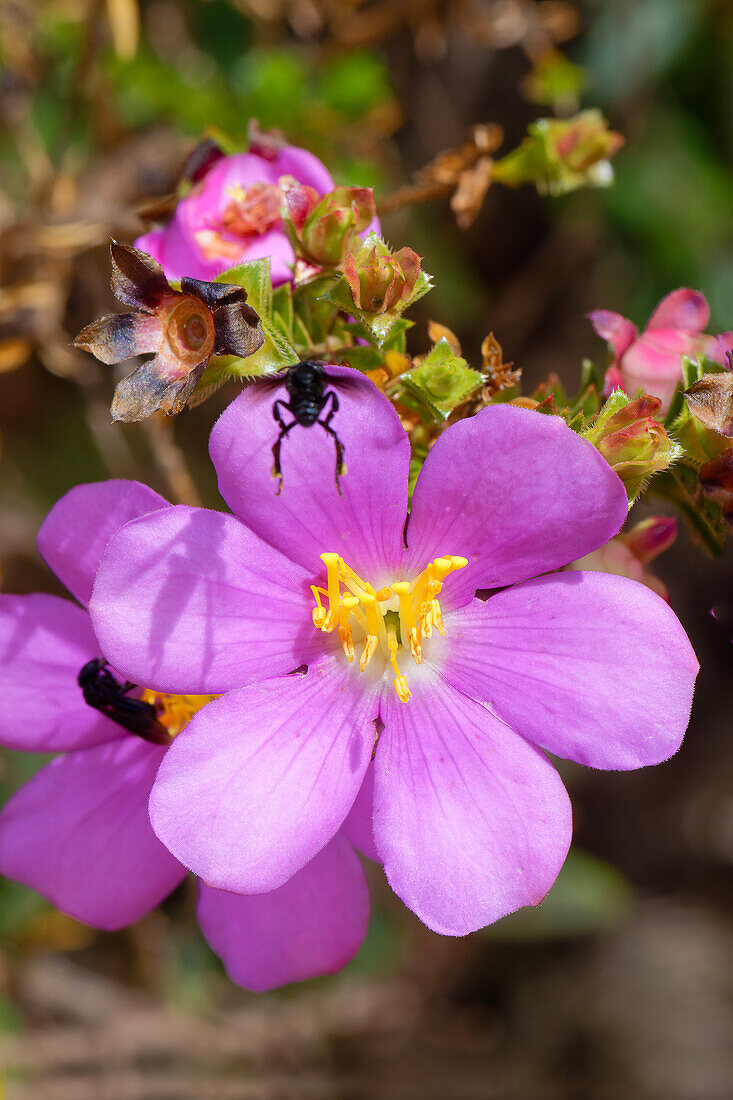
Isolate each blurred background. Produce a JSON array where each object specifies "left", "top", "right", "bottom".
[{"left": 1, "top": 0, "right": 732, "bottom": 1096}]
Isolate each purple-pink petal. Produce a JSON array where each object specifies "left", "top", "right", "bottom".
[
  {"left": 443, "top": 570, "right": 699, "bottom": 769},
  {"left": 373, "top": 671, "right": 572, "bottom": 936},
  {"left": 273, "top": 146, "right": 336, "bottom": 194},
  {"left": 0, "top": 594, "right": 123, "bottom": 752},
  {"left": 136, "top": 216, "right": 218, "bottom": 282},
  {"left": 404, "top": 405, "right": 628, "bottom": 608},
  {"left": 196, "top": 833, "right": 369, "bottom": 992},
  {"left": 0, "top": 739, "right": 185, "bottom": 930},
  {"left": 132, "top": 229, "right": 165, "bottom": 270},
  {"left": 587, "top": 309, "right": 638, "bottom": 359},
  {"left": 341, "top": 763, "right": 380, "bottom": 862},
  {"left": 646, "top": 288, "right": 710, "bottom": 333},
  {"left": 209, "top": 366, "right": 410, "bottom": 579},
  {"left": 90, "top": 505, "right": 324, "bottom": 694},
  {"left": 37, "top": 480, "right": 168, "bottom": 608},
  {"left": 149, "top": 665, "right": 379, "bottom": 893}
]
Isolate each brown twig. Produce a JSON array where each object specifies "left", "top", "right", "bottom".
[
  {"left": 139, "top": 414, "right": 202, "bottom": 506},
  {"left": 376, "top": 124, "right": 503, "bottom": 223}
]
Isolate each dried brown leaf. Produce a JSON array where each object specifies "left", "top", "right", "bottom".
[
  {"left": 685, "top": 374, "right": 733, "bottom": 437},
  {"left": 481, "top": 332, "right": 520, "bottom": 395},
  {"left": 450, "top": 157, "right": 494, "bottom": 229}
]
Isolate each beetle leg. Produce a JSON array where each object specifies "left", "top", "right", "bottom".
[
  {"left": 271, "top": 401, "right": 297, "bottom": 494},
  {"left": 319, "top": 393, "right": 346, "bottom": 495}
]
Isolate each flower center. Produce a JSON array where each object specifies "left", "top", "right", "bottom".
[
  {"left": 310, "top": 552, "right": 467, "bottom": 702},
  {"left": 221, "top": 182, "right": 281, "bottom": 238},
  {"left": 139, "top": 690, "right": 216, "bottom": 737},
  {"left": 163, "top": 296, "right": 215, "bottom": 366}
]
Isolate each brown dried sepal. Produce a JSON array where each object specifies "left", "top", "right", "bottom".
[
  {"left": 481, "top": 332, "right": 520, "bottom": 396},
  {"left": 685, "top": 372, "right": 733, "bottom": 437},
  {"left": 75, "top": 243, "right": 263, "bottom": 422}
]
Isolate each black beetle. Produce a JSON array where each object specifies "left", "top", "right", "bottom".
[
  {"left": 77, "top": 658, "right": 171, "bottom": 744},
  {"left": 265, "top": 361, "right": 348, "bottom": 494}
]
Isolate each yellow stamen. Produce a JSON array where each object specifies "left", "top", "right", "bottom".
[
  {"left": 311, "top": 585, "right": 328, "bottom": 629},
  {"left": 338, "top": 596, "right": 358, "bottom": 663},
  {"left": 392, "top": 581, "right": 422, "bottom": 663},
  {"left": 358, "top": 593, "right": 382, "bottom": 671},
  {"left": 309, "top": 551, "right": 467, "bottom": 701},
  {"left": 359, "top": 634, "right": 379, "bottom": 673},
  {"left": 321, "top": 552, "right": 341, "bottom": 631},
  {"left": 387, "top": 629, "right": 411, "bottom": 703},
  {"left": 140, "top": 690, "right": 216, "bottom": 738}
]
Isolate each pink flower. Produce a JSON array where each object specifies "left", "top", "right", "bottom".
[
  {"left": 89, "top": 375, "right": 698, "bottom": 937},
  {"left": 0, "top": 481, "right": 368, "bottom": 991},
  {"left": 135, "top": 145, "right": 336, "bottom": 285},
  {"left": 588, "top": 288, "right": 733, "bottom": 413}
]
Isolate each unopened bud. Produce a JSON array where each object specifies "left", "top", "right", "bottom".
[
  {"left": 280, "top": 181, "right": 376, "bottom": 268},
  {"left": 344, "top": 239, "right": 422, "bottom": 314},
  {"left": 493, "top": 109, "right": 624, "bottom": 197},
  {"left": 622, "top": 516, "right": 678, "bottom": 563},
  {"left": 584, "top": 392, "right": 682, "bottom": 502}
]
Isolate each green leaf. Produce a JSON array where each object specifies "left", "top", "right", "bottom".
[
  {"left": 400, "top": 339, "right": 482, "bottom": 422},
  {"left": 336, "top": 345, "right": 385, "bottom": 372}
]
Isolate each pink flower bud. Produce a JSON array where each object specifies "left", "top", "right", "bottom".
[
  {"left": 585, "top": 394, "right": 682, "bottom": 501},
  {"left": 343, "top": 240, "right": 422, "bottom": 314},
  {"left": 569, "top": 517, "right": 677, "bottom": 601},
  {"left": 282, "top": 185, "right": 377, "bottom": 268}
]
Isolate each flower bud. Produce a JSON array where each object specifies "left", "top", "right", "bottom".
[
  {"left": 584, "top": 392, "right": 682, "bottom": 501},
  {"left": 280, "top": 181, "right": 376, "bottom": 267},
  {"left": 622, "top": 516, "right": 678, "bottom": 563},
  {"left": 569, "top": 517, "right": 677, "bottom": 601},
  {"left": 343, "top": 239, "right": 422, "bottom": 314},
  {"left": 493, "top": 109, "right": 624, "bottom": 196}
]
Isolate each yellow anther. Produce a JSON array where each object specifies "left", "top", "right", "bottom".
[
  {"left": 407, "top": 626, "right": 422, "bottom": 662},
  {"left": 418, "top": 603, "right": 434, "bottom": 638},
  {"left": 388, "top": 637, "right": 411, "bottom": 703},
  {"left": 339, "top": 625, "right": 355, "bottom": 662},
  {"left": 310, "top": 551, "right": 467, "bottom": 701},
  {"left": 359, "top": 634, "right": 378, "bottom": 672},
  {"left": 338, "top": 596, "right": 358, "bottom": 663},
  {"left": 320, "top": 552, "right": 341, "bottom": 631},
  {"left": 310, "top": 585, "right": 328, "bottom": 629}
]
